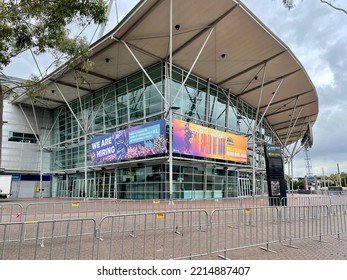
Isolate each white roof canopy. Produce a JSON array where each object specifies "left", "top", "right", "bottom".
[{"left": 14, "top": 0, "right": 318, "bottom": 147}]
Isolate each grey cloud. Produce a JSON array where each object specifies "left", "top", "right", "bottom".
[{"left": 243, "top": 0, "right": 347, "bottom": 177}]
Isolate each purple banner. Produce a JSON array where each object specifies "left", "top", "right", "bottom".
[{"left": 90, "top": 119, "right": 167, "bottom": 163}]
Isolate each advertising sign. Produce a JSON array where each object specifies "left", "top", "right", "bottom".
[
  {"left": 90, "top": 119, "right": 167, "bottom": 163},
  {"left": 264, "top": 144, "right": 286, "bottom": 206},
  {"left": 173, "top": 119, "right": 247, "bottom": 163}
]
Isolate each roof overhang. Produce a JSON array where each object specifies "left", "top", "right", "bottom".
[{"left": 13, "top": 0, "right": 318, "bottom": 147}]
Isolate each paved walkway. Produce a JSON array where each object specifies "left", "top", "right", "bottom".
[
  {"left": 202, "top": 235, "right": 347, "bottom": 260},
  {"left": 2, "top": 197, "right": 347, "bottom": 260}
]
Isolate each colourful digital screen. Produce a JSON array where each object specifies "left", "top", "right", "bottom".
[
  {"left": 173, "top": 119, "right": 247, "bottom": 163},
  {"left": 90, "top": 119, "right": 167, "bottom": 163}
]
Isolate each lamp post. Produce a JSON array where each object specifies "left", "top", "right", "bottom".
[
  {"left": 252, "top": 132, "right": 256, "bottom": 199},
  {"left": 168, "top": 105, "right": 180, "bottom": 201},
  {"left": 168, "top": 0, "right": 173, "bottom": 203},
  {"left": 337, "top": 163, "right": 342, "bottom": 187},
  {"left": 84, "top": 133, "right": 88, "bottom": 200},
  {"left": 169, "top": 107, "right": 173, "bottom": 201}
]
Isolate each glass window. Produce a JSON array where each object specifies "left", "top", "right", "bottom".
[{"left": 8, "top": 132, "right": 39, "bottom": 143}]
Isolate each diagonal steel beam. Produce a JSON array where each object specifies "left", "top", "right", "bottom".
[
  {"left": 217, "top": 50, "right": 286, "bottom": 86},
  {"left": 255, "top": 79, "right": 283, "bottom": 132},
  {"left": 284, "top": 106, "right": 303, "bottom": 147},
  {"left": 237, "top": 68, "right": 301, "bottom": 97},
  {"left": 171, "top": 4, "right": 239, "bottom": 58},
  {"left": 271, "top": 113, "right": 317, "bottom": 128},
  {"left": 172, "top": 28, "right": 215, "bottom": 106},
  {"left": 259, "top": 89, "right": 313, "bottom": 110},
  {"left": 265, "top": 100, "right": 317, "bottom": 117},
  {"left": 121, "top": 40, "right": 168, "bottom": 105},
  {"left": 18, "top": 104, "right": 41, "bottom": 146},
  {"left": 54, "top": 83, "right": 86, "bottom": 133}
]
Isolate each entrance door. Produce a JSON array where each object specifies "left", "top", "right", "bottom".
[
  {"left": 96, "top": 172, "right": 116, "bottom": 198},
  {"left": 238, "top": 178, "right": 251, "bottom": 197}
]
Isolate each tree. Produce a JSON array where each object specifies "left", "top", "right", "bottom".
[
  {"left": 0, "top": 0, "right": 107, "bottom": 69},
  {"left": 282, "top": 0, "right": 347, "bottom": 14},
  {"left": 293, "top": 179, "right": 304, "bottom": 190},
  {"left": 0, "top": 0, "right": 108, "bottom": 168}
]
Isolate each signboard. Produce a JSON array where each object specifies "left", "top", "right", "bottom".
[
  {"left": 90, "top": 119, "right": 167, "bottom": 163},
  {"left": 173, "top": 119, "right": 247, "bottom": 163},
  {"left": 264, "top": 144, "right": 286, "bottom": 206},
  {"left": 264, "top": 145, "right": 282, "bottom": 158}
]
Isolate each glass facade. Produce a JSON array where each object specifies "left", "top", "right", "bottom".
[{"left": 49, "top": 62, "right": 273, "bottom": 199}]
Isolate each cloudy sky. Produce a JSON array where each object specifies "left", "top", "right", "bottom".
[
  {"left": 241, "top": 0, "right": 347, "bottom": 177},
  {"left": 3, "top": 0, "right": 347, "bottom": 178}
]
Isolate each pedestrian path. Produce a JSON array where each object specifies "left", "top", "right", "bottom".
[{"left": 202, "top": 235, "right": 347, "bottom": 260}]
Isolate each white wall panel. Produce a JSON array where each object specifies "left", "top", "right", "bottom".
[{"left": 2, "top": 100, "right": 52, "bottom": 172}]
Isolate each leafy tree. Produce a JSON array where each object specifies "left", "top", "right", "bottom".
[
  {"left": 0, "top": 0, "right": 108, "bottom": 167},
  {"left": 0, "top": 0, "right": 107, "bottom": 69},
  {"left": 282, "top": 0, "right": 347, "bottom": 14},
  {"left": 324, "top": 172, "right": 347, "bottom": 187},
  {"left": 293, "top": 179, "right": 304, "bottom": 190},
  {"left": 340, "top": 172, "right": 347, "bottom": 187}
]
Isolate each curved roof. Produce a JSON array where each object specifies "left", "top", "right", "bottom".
[{"left": 14, "top": 0, "right": 318, "bottom": 147}]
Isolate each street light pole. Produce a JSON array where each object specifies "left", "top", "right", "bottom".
[
  {"left": 39, "top": 146, "right": 43, "bottom": 198},
  {"left": 337, "top": 163, "right": 342, "bottom": 187},
  {"left": 84, "top": 133, "right": 88, "bottom": 200},
  {"left": 169, "top": 0, "right": 173, "bottom": 203},
  {"left": 252, "top": 132, "right": 256, "bottom": 199}
]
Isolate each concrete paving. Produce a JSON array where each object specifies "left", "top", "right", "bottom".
[
  {"left": 202, "top": 235, "right": 347, "bottom": 260},
  {"left": 1, "top": 197, "right": 347, "bottom": 260}
]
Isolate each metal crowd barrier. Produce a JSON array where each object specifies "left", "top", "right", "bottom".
[
  {"left": 2, "top": 195, "right": 341, "bottom": 224},
  {"left": 282, "top": 196, "right": 310, "bottom": 206},
  {"left": 330, "top": 196, "right": 347, "bottom": 205},
  {"left": 279, "top": 205, "right": 330, "bottom": 247},
  {"left": 24, "top": 200, "right": 119, "bottom": 223},
  {"left": 1, "top": 196, "right": 347, "bottom": 260},
  {"left": 117, "top": 198, "right": 242, "bottom": 214},
  {"left": 329, "top": 204, "right": 347, "bottom": 239},
  {"left": 0, "top": 203, "right": 23, "bottom": 222},
  {"left": 308, "top": 196, "right": 332, "bottom": 206},
  {"left": 0, "top": 218, "right": 97, "bottom": 260},
  {"left": 210, "top": 207, "right": 280, "bottom": 259},
  {"left": 96, "top": 209, "right": 209, "bottom": 260}
]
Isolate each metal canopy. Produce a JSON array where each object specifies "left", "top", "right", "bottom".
[{"left": 13, "top": 0, "right": 318, "bottom": 147}]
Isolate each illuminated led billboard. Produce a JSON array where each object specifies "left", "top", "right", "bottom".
[
  {"left": 173, "top": 119, "right": 247, "bottom": 163},
  {"left": 90, "top": 119, "right": 167, "bottom": 163}
]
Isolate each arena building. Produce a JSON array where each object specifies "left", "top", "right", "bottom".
[{"left": 6, "top": 0, "right": 318, "bottom": 199}]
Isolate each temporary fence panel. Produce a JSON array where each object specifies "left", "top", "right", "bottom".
[
  {"left": 281, "top": 196, "right": 310, "bottom": 206},
  {"left": 210, "top": 207, "right": 280, "bottom": 259},
  {"left": 309, "top": 196, "right": 332, "bottom": 206},
  {"left": 279, "top": 205, "right": 330, "bottom": 246},
  {"left": 0, "top": 203, "right": 23, "bottom": 222},
  {"left": 330, "top": 196, "right": 347, "bottom": 206},
  {"left": 24, "top": 200, "right": 119, "bottom": 224},
  {"left": 170, "top": 198, "right": 242, "bottom": 214},
  {"left": 0, "top": 218, "right": 97, "bottom": 260},
  {"left": 118, "top": 198, "right": 242, "bottom": 215},
  {"left": 56, "top": 180, "right": 68, "bottom": 197},
  {"left": 118, "top": 199, "right": 173, "bottom": 214},
  {"left": 329, "top": 204, "right": 347, "bottom": 239},
  {"left": 238, "top": 178, "right": 251, "bottom": 197},
  {"left": 287, "top": 190, "right": 298, "bottom": 195},
  {"left": 239, "top": 197, "right": 274, "bottom": 208},
  {"left": 97, "top": 210, "right": 209, "bottom": 260},
  {"left": 211, "top": 198, "right": 242, "bottom": 211}
]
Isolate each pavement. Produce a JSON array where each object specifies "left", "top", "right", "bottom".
[
  {"left": 202, "top": 234, "right": 347, "bottom": 260},
  {"left": 1, "top": 197, "right": 347, "bottom": 260}
]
